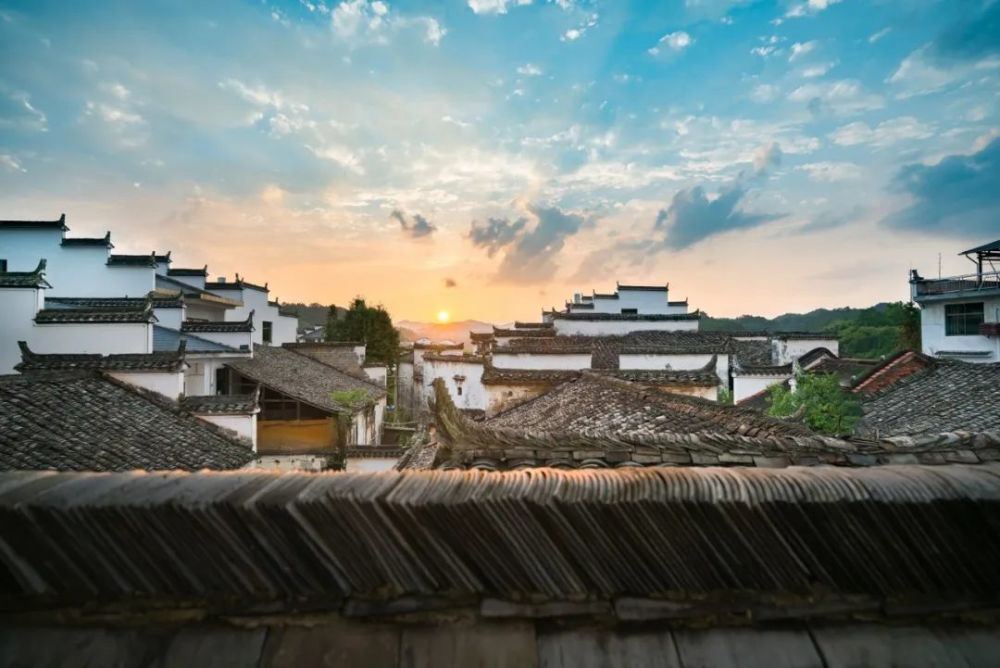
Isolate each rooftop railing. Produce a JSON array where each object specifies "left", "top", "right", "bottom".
[{"left": 913, "top": 269, "right": 1000, "bottom": 296}]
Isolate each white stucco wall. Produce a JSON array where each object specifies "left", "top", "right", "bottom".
[
  {"left": 167, "top": 274, "right": 206, "bottom": 290},
  {"left": 199, "top": 413, "right": 257, "bottom": 450},
  {"left": 183, "top": 354, "right": 247, "bottom": 396},
  {"left": 772, "top": 338, "right": 841, "bottom": 365},
  {"left": 618, "top": 352, "right": 730, "bottom": 385},
  {"left": 275, "top": 313, "right": 299, "bottom": 345},
  {"left": 347, "top": 457, "right": 399, "bottom": 472},
  {"left": 397, "top": 361, "right": 414, "bottom": 413},
  {"left": 919, "top": 298, "right": 1000, "bottom": 362},
  {"left": 734, "top": 374, "right": 791, "bottom": 403},
  {"left": 485, "top": 383, "right": 550, "bottom": 417},
  {"left": 552, "top": 319, "right": 699, "bottom": 336},
  {"left": 245, "top": 454, "right": 331, "bottom": 471},
  {"left": 491, "top": 353, "right": 593, "bottom": 370},
  {"left": 423, "top": 359, "right": 487, "bottom": 412},
  {"left": 107, "top": 369, "right": 185, "bottom": 400},
  {"left": 186, "top": 329, "right": 253, "bottom": 351},
  {"left": 0, "top": 287, "right": 44, "bottom": 374},
  {"left": 152, "top": 306, "right": 184, "bottom": 331},
  {"left": 0, "top": 228, "right": 157, "bottom": 297},
  {"left": 32, "top": 322, "right": 152, "bottom": 355},
  {"left": 364, "top": 366, "right": 387, "bottom": 386}
]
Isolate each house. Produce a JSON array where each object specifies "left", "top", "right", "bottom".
[
  {"left": 910, "top": 239, "right": 1000, "bottom": 362},
  {"left": 225, "top": 345, "right": 387, "bottom": 468},
  {"left": 0, "top": 370, "right": 254, "bottom": 471},
  {"left": 204, "top": 275, "right": 299, "bottom": 346},
  {"left": 408, "top": 280, "right": 840, "bottom": 418},
  {"left": 15, "top": 341, "right": 261, "bottom": 447},
  {"left": 852, "top": 351, "right": 1000, "bottom": 438}
]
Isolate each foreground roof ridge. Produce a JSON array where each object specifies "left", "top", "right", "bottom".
[{"left": 0, "top": 258, "right": 51, "bottom": 289}]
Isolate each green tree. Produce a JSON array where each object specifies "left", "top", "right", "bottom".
[
  {"left": 766, "top": 373, "right": 861, "bottom": 436},
  {"left": 327, "top": 297, "right": 400, "bottom": 365}
]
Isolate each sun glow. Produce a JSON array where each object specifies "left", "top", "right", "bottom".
[{"left": 437, "top": 310, "right": 450, "bottom": 323}]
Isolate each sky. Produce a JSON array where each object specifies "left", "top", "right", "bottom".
[{"left": 1, "top": 0, "right": 998, "bottom": 323}]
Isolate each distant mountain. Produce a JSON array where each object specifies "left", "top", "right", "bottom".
[
  {"left": 702, "top": 303, "right": 892, "bottom": 333},
  {"left": 396, "top": 319, "right": 493, "bottom": 346},
  {"left": 279, "top": 303, "right": 342, "bottom": 331}
]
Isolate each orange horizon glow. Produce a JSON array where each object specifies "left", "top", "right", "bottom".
[{"left": 437, "top": 310, "right": 450, "bottom": 323}]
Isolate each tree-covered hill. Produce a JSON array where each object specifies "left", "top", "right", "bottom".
[{"left": 702, "top": 302, "right": 920, "bottom": 359}]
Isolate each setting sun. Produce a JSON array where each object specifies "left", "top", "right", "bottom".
[{"left": 437, "top": 310, "right": 450, "bottom": 323}]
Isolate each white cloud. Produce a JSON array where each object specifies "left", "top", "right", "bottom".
[
  {"left": 307, "top": 143, "right": 365, "bottom": 173},
  {"left": 750, "top": 83, "right": 779, "bottom": 103},
  {"left": 467, "top": 0, "right": 532, "bottom": 14},
  {"left": 560, "top": 12, "right": 599, "bottom": 42},
  {"left": 332, "top": 0, "right": 445, "bottom": 46},
  {"left": 788, "top": 79, "right": 883, "bottom": 115},
  {"left": 788, "top": 41, "right": 817, "bottom": 62},
  {"left": 868, "top": 27, "right": 890, "bottom": 43},
  {"left": 886, "top": 47, "right": 999, "bottom": 99},
  {"left": 751, "top": 45, "right": 778, "bottom": 58},
  {"left": 219, "top": 79, "right": 308, "bottom": 114},
  {"left": 0, "top": 91, "right": 48, "bottom": 131},
  {"left": 649, "top": 31, "right": 692, "bottom": 55},
  {"left": 829, "top": 116, "right": 933, "bottom": 148},
  {"left": 799, "top": 62, "right": 834, "bottom": 78},
  {"left": 422, "top": 17, "right": 446, "bottom": 45},
  {"left": 0, "top": 153, "right": 25, "bottom": 172},
  {"left": 562, "top": 28, "right": 581, "bottom": 41},
  {"left": 796, "top": 161, "right": 862, "bottom": 182},
  {"left": 517, "top": 63, "right": 543, "bottom": 76},
  {"left": 785, "top": 0, "right": 841, "bottom": 19},
  {"left": 85, "top": 101, "right": 143, "bottom": 126}
]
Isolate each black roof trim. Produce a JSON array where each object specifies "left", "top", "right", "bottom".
[
  {"left": 61, "top": 231, "right": 112, "bottom": 248},
  {"left": 168, "top": 266, "right": 208, "bottom": 277},
  {"left": 0, "top": 213, "right": 67, "bottom": 230}
]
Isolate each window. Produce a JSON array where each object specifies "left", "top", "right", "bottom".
[
  {"left": 262, "top": 320, "right": 273, "bottom": 344},
  {"left": 945, "top": 302, "right": 984, "bottom": 336},
  {"left": 457, "top": 386, "right": 463, "bottom": 396},
  {"left": 215, "top": 367, "right": 229, "bottom": 395},
  {"left": 0, "top": 259, "right": 7, "bottom": 272}
]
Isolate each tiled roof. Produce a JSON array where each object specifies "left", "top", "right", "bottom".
[
  {"left": 181, "top": 312, "right": 254, "bottom": 333},
  {"left": 107, "top": 253, "right": 156, "bottom": 267},
  {"left": 155, "top": 274, "right": 243, "bottom": 306},
  {"left": 550, "top": 311, "right": 701, "bottom": 321},
  {"left": 485, "top": 373, "right": 805, "bottom": 437},
  {"left": 809, "top": 357, "right": 878, "bottom": 385},
  {"left": 0, "top": 259, "right": 51, "bottom": 289},
  {"left": 0, "top": 213, "right": 66, "bottom": 230},
  {"left": 469, "top": 331, "right": 494, "bottom": 341},
  {"left": 35, "top": 303, "right": 156, "bottom": 324},
  {"left": 734, "top": 362, "right": 792, "bottom": 376},
  {"left": 61, "top": 231, "right": 111, "bottom": 247},
  {"left": 856, "top": 358, "right": 1000, "bottom": 437},
  {"left": 153, "top": 251, "right": 171, "bottom": 264},
  {"left": 5, "top": 466, "right": 1000, "bottom": 641},
  {"left": 852, "top": 350, "right": 933, "bottom": 394},
  {"left": 493, "top": 327, "right": 555, "bottom": 337},
  {"left": 616, "top": 283, "right": 668, "bottom": 291},
  {"left": 284, "top": 342, "right": 368, "bottom": 379},
  {"left": 205, "top": 273, "right": 268, "bottom": 292},
  {"left": 16, "top": 341, "right": 186, "bottom": 372},
  {"left": 514, "top": 321, "right": 553, "bottom": 329},
  {"left": 48, "top": 295, "right": 183, "bottom": 309},
  {"left": 414, "top": 341, "right": 464, "bottom": 350},
  {"left": 153, "top": 325, "right": 241, "bottom": 353},
  {"left": 0, "top": 371, "right": 253, "bottom": 471},
  {"left": 481, "top": 368, "right": 583, "bottom": 385},
  {"left": 422, "top": 353, "right": 487, "bottom": 364},
  {"left": 730, "top": 339, "right": 775, "bottom": 366},
  {"left": 431, "top": 378, "right": 1000, "bottom": 470},
  {"left": 796, "top": 346, "right": 837, "bottom": 368},
  {"left": 227, "top": 344, "right": 385, "bottom": 413},
  {"left": 168, "top": 266, "right": 208, "bottom": 277},
  {"left": 181, "top": 391, "right": 259, "bottom": 415}
]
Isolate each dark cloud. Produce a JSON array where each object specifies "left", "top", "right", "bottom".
[
  {"left": 883, "top": 137, "right": 1000, "bottom": 236},
  {"left": 653, "top": 142, "right": 786, "bottom": 250},
  {"left": 468, "top": 216, "right": 528, "bottom": 256},
  {"left": 468, "top": 205, "right": 592, "bottom": 283},
  {"left": 929, "top": 2, "right": 1000, "bottom": 62},
  {"left": 391, "top": 209, "right": 436, "bottom": 238},
  {"left": 655, "top": 184, "right": 784, "bottom": 250},
  {"left": 444, "top": 277, "right": 457, "bottom": 288}
]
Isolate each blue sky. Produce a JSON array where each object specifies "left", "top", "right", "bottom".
[{"left": 1, "top": 0, "right": 998, "bottom": 321}]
